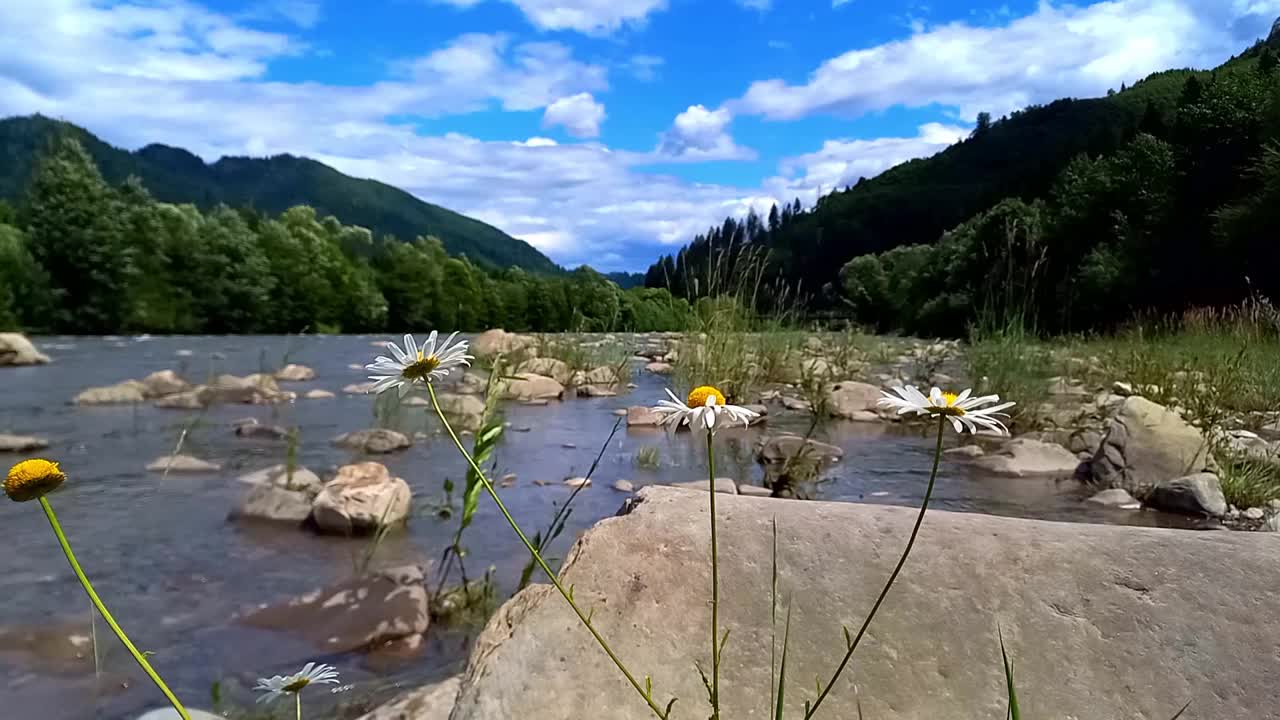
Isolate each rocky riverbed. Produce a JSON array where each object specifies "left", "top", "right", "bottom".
[{"left": 1, "top": 330, "right": 1274, "bottom": 719}]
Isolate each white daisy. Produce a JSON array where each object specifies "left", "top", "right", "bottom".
[
  {"left": 652, "top": 385, "right": 759, "bottom": 433},
  {"left": 878, "top": 385, "right": 1016, "bottom": 435},
  {"left": 254, "top": 661, "right": 340, "bottom": 704},
  {"left": 365, "top": 331, "right": 473, "bottom": 397}
]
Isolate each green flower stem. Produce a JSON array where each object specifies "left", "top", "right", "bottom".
[
  {"left": 296, "top": 692, "right": 302, "bottom": 720},
  {"left": 38, "top": 497, "right": 191, "bottom": 720},
  {"left": 803, "top": 414, "right": 945, "bottom": 719},
  {"left": 427, "top": 383, "right": 671, "bottom": 719},
  {"left": 706, "top": 428, "right": 722, "bottom": 720}
]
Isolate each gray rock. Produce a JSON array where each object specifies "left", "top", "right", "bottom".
[
  {"left": 972, "top": 438, "right": 1081, "bottom": 477},
  {"left": 1244, "top": 507, "right": 1266, "bottom": 521},
  {"left": 152, "top": 388, "right": 206, "bottom": 409},
  {"left": 577, "top": 384, "right": 618, "bottom": 397},
  {"left": 612, "top": 479, "right": 634, "bottom": 493},
  {"left": 1091, "top": 397, "right": 1216, "bottom": 497},
  {"left": 826, "top": 381, "right": 882, "bottom": 419},
  {"left": 450, "top": 486, "right": 1280, "bottom": 720},
  {"left": 756, "top": 435, "right": 844, "bottom": 464},
  {"left": 0, "top": 434, "right": 48, "bottom": 452},
  {"left": 1085, "top": 488, "right": 1139, "bottom": 507},
  {"left": 332, "top": 428, "right": 412, "bottom": 454},
  {"left": 310, "top": 462, "right": 412, "bottom": 535},
  {"left": 943, "top": 445, "right": 985, "bottom": 459},
  {"left": 228, "top": 484, "right": 315, "bottom": 524},
  {"left": 0, "top": 333, "right": 49, "bottom": 365},
  {"left": 233, "top": 421, "right": 289, "bottom": 440},
  {"left": 516, "top": 357, "right": 573, "bottom": 385},
  {"left": 1112, "top": 381, "right": 1135, "bottom": 397},
  {"left": 1147, "top": 473, "right": 1228, "bottom": 517},
  {"left": 453, "top": 372, "right": 490, "bottom": 395},
  {"left": 1046, "top": 376, "right": 1089, "bottom": 397},
  {"left": 435, "top": 392, "right": 487, "bottom": 432},
  {"left": 781, "top": 396, "right": 812, "bottom": 412},
  {"left": 145, "top": 455, "right": 221, "bottom": 473},
  {"left": 471, "top": 329, "right": 535, "bottom": 358},
  {"left": 355, "top": 675, "right": 460, "bottom": 720},
  {"left": 74, "top": 381, "right": 147, "bottom": 405},
  {"left": 500, "top": 373, "right": 565, "bottom": 401},
  {"left": 303, "top": 388, "right": 335, "bottom": 399},
  {"left": 643, "top": 362, "right": 674, "bottom": 375},
  {"left": 236, "top": 464, "right": 322, "bottom": 494},
  {"left": 564, "top": 477, "right": 591, "bottom": 488},
  {"left": 239, "top": 565, "right": 428, "bottom": 653},
  {"left": 274, "top": 363, "right": 316, "bottom": 382},
  {"left": 626, "top": 406, "right": 661, "bottom": 427},
  {"left": 574, "top": 366, "right": 624, "bottom": 386},
  {"left": 669, "top": 478, "right": 738, "bottom": 494},
  {"left": 737, "top": 484, "right": 773, "bottom": 497},
  {"left": 344, "top": 382, "right": 377, "bottom": 394},
  {"left": 1068, "top": 428, "right": 1104, "bottom": 455}
]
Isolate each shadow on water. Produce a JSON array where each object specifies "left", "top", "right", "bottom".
[{"left": 0, "top": 335, "right": 1200, "bottom": 719}]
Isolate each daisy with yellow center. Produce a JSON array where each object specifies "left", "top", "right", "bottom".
[
  {"left": 365, "top": 331, "right": 473, "bottom": 397},
  {"left": 255, "top": 661, "right": 340, "bottom": 705},
  {"left": 4, "top": 458, "right": 66, "bottom": 502},
  {"left": 877, "top": 385, "right": 1015, "bottom": 435},
  {"left": 652, "top": 385, "right": 759, "bottom": 432}
]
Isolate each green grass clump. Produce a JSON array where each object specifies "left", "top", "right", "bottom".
[
  {"left": 1216, "top": 454, "right": 1280, "bottom": 510},
  {"left": 634, "top": 446, "right": 662, "bottom": 469}
]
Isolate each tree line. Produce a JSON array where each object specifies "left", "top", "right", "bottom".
[{"left": 0, "top": 138, "right": 692, "bottom": 335}]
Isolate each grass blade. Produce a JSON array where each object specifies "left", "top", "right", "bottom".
[{"left": 999, "top": 626, "right": 1019, "bottom": 720}]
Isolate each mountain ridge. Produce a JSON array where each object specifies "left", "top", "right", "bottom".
[{"left": 0, "top": 115, "right": 561, "bottom": 273}]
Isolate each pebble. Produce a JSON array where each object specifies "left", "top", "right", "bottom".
[
  {"left": 500, "top": 473, "right": 517, "bottom": 487},
  {"left": 1244, "top": 507, "right": 1265, "bottom": 520},
  {"left": 563, "top": 477, "right": 591, "bottom": 488}
]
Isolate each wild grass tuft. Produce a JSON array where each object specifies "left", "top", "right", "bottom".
[
  {"left": 1216, "top": 453, "right": 1280, "bottom": 510},
  {"left": 634, "top": 445, "right": 662, "bottom": 469}
]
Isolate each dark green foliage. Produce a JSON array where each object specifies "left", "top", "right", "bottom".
[
  {"left": 2, "top": 136, "right": 686, "bottom": 334},
  {"left": 0, "top": 115, "right": 558, "bottom": 273},
  {"left": 651, "top": 41, "right": 1280, "bottom": 335}
]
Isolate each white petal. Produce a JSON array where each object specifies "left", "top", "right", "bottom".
[
  {"left": 387, "top": 341, "right": 409, "bottom": 364},
  {"left": 955, "top": 388, "right": 972, "bottom": 404},
  {"left": 949, "top": 416, "right": 964, "bottom": 433}
]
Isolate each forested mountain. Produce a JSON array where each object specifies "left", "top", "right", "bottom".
[
  {"left": 0, "top": 115, "right": 559, "bottom": 273},
  {"left": 648, "top": 29, "right": 1280, "bottom": 335}
]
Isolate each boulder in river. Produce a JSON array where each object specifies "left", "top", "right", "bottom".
[
  {"left": 626, "top": 406, "right": 661, "bottom": 427},
  {"left": 355, "top": 675, "right": 460, "bottom": 720},
  {"left": 303, "top": 388, "right": 335, "bottom": 399},
  {"left": 274, "top": 363, "right": 316, "bottom": 382},
  {"left": 515, "top": 357, "right": 572, "bottom": 385},
  {"left": 74, "top": 381, "right": 147, "bottom": 405},
  {"left": 237, "top": 463, "right": 323, "bottom": 493},
  {"left": 145, "top": 455, "right": 221, "bottom": 473},
  {"left": 332, "top": 428, "right": 412, "bottom": 453},
  {"left": 500, "top": 373, "right": 564, "bottom": 402},
  {"left": 0, "top": 333, "right": 49, "bottom": 366},
  {"left": 755, "top": 434, "right": 844, "bottom": 465},
  {"left": 0, "top": 434, "right": 48, "bottom": 452},
  {"left": 1145, "top": 472, "right": 1228, "bottom": 517},
  {"left": 1085, "top": 488, "right": 1139, "bottom": 507},
  {"left": 239, "top": 565, "right": 428, "bottom": 653},
  {"left": 472, "top": 329, "right": 535, "bottom": 358},
  {"left": 825, "top": 381, "right": 882, "bottom": 419},
  {"left": 576, "top": 384, "right": 617, "bottom": 397},
  {"left": 310, "top": 461, "right": 412, "bottom": 535},
  {"left": 139, "top": 370, "right": 189, "bottom": 398},
  {"left": 572, "top": 366, "right": 624, "bottom": 387},
  {"left": 971, "top": 438, "right": 1082, "bottom": 477},
  {"left": 449, "top": 486, "right": 1280, "bottom": 719},
  {"left": 435, "top": 393, "right": 486, "bottom": 432},
  {"left": 233, "top": 419, "right": 290, "bottom": 440},
  {"left": 643, "top": 362, "right": 674, "bottom": 375},
  {"left": 229, "top": 484, "right": 316, "bottom": 524},
  {"left": 1090, "top": 396, "right": 1216, "bottom": 498},
  {"left": 153, "top": 388, "right": 207, "bottom": 409}
]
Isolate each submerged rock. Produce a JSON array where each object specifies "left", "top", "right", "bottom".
[
  {"left": 755, "top": 434, "right": 843, "bottom": 464},
  {"left": 303, "top": 388, "right": 335, "bottom": 399},
  {"left": 435, "top": 393, "right": 486, "bottom": 432},
  {"left": 0, "top": 434, "right": 48, "bottom": 452},
  {"left": 643, "top": 361, "right": 674, "bottom": 374},
  {"left": 972, "top": 438, "right": 1082, "bottom": 477},
  {"left": 74, "top": 381, "right": 147, "bottom": 405},
  {"left": 239, "top": 565, "right": 428, "bottom": 653},
  {"left": 0, "top": 333, "right": 49, "bottom": 366},
  {"left": 139, "top": 370, "right": 189, "bottom": 398},
  {"left": 1091, "top": 397, "right": 1216, "bottom": 498},
  {"left": 274, "top": 363, "right": 316, "bottom": 382},
  {"left": 310, "top": 461, "right": 412, "bottom": 535},
  {"left": 1085, "top": 488, "right": 1139, "bottom": 507},
  {"left": 450, "top": 486, "right": 1280, "bottom": 719},
  {"left": 145, "top": 455, "right": 221, "bottom": 473}
]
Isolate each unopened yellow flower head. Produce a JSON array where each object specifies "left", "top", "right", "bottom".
[
  {"left": 5, "top": 459, "right": 67, "bottom": 502},
  {"left": 687, "top": 385, "right": 726, "bottom": 408}
]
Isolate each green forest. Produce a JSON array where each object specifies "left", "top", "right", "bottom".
[
  {"left": 0, "top": 138, "right": 691, "bottom": 334},
  {"left": 648, "top": 37, "right": 1280, "bottom": 336}
]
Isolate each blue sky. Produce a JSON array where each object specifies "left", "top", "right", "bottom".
[{"left": 2, "top": 0, "right": 1278, "bottom": 271}]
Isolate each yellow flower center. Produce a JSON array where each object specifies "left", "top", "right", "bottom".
[
  {"left": 932, "top": 392, "right": 966, "bottom": 416},
  {"left": 282, "top": 677, "right": 311, "bottom": 693},
  {"left": 687, "top": 385, "right": 726, "bottom": 408},
  {"left": 5, "top": 458, "right": 67, "bottom": 503},
  {"left": 401, "top": 350, "right": 442, "bottom": 382}
]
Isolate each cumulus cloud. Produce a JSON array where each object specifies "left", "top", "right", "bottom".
[
  {"left": 542, "top": 92, "right": 607, "bottom": 138},
  {"left": 732, "top": 0, "right": 1280, "bottom": 122},
  {"left": 433, "top": 0, "right": 669, "bottom": 34},
  {"left": 656, "top": 104, "right": 754, "bottom": 160}
]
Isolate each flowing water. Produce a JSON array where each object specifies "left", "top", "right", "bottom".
[{"left": 0, "top": 335, "right": 1199, "bottom": 720}]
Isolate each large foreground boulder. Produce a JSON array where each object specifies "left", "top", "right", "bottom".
[
  {"left": 0, "top": 333, "right": 49, "bottom": 365},
  {"left": 238, "top": 565, "right": 429, "bottom": 653},
  {"left": 450, "top": 486, "right": 1280, "bottom": 719},
  {"left": 1091, "top": 397, "right": 1216, "bottom": 498}
]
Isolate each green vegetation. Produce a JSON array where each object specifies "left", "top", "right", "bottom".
[
  {"left": 0, "top": 115, "right": 557, "bottom": 272},
  {"left": 649, "top": 37, "right": 1280, "bottom": 337},
  {"left": 0, "top": 136, "right": 693, "bottom": 334}
]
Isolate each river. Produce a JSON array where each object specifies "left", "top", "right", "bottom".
[{"left": 0, "top": 334, "right": 1197, "bottom": 720}]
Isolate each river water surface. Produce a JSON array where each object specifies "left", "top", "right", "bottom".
[{"left": 0, "top": 335, "right": 1197, "bottom": 720}]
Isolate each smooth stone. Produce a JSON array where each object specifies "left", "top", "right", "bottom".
[
  {"left": 304, "top": 389, "right": 335, "bottom": 399},
  {"left": 139, "top": 370, "right": 190, "bottom": 398},
  {"left": 471, "top": 329, "right": 536, "bottom": 358},
  {"left": 577, "top": 384, "right": 618, "bottom": 397},
  {"left": 944, "top": 445, "right": 985, "bottom": 459},
  {"left": 612, "top": 408, "right": 628, "bottom": 417},
  {"left": 826, "top": 381, "right": 882, "bottom": 419},
  {"left": 972, "top": 438, "right": 1081, "bottom": 477},
  {"left": 236, "top": 464, "right": 322, "bottom": 493},
  {"left": 1244, "top": 507, "right": 1265, "bottom": 520},
  {"left": 145, "top": 455, "right": 221, "bottom": 473},
  {"left": 564, "top": 477, "right": 591, "bottom": 488},
  {"left": 643, "top": 362, "right": 674, "bottom": 374},
  {"left": 332, "top": 428, "right": 412, "bottom": 454},
  {"left": 612, "top": 479, "right": 635, "bottom": 493},
  {"left": 626, "top": 406, "right": 661, "bottom": 427},
  {"left": 451, "top": 486, "right": 1280, "bottom": 719},
  {"left": 228, "top": 484, "right": 315, "bottom": 524},
  {"left": 344, "top": 382, "right": 377, "bottom": 394},
  {"left": 1085, "top": 488, "right": 1139, "bottom": 507},
  {"left": 274, "top": 363, "right": 316, "bottom": 382},
  {"left": 500, "top": 373, "right": 565, "bottom": 402},
  {"left": 310, "top": 462, "right": 412, "bottom": 536},
  {"left": 0, "top": 434, "right": 49, "bottom": 452},
  {"left": 1146, "top": 473, "right": 1228, "bottom": 518},
  {"left": 74, "top": 381, "right": 146, "bottom": 405},
  {"left": 515, "top": 357, "right": 573, "bottom": 385},
  {"left": 756, "top": 435, "right": 844, "bottom": 464},
  {"left": 0, "top": 333, "right": 50, "bottom": 365}
]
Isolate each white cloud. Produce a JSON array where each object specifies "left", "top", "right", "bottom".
[
  {"left": 733, "top": 0, "right": 1280, "bottom": 122},
  {"left": 833, "top": 0, "right": 854, "bottom": 7},
  {"left": 766, "top": 122, "right": 968, "bottom": 203},
  {"left": 737, "top": 0, "right": 772, "bottom": 10},
  {"left": 542, "top": 92, "right": 607, "bottom": 138},
  {"left": 433, "top": 0, "right": 669, "bottom": 34},
  {"left": 239, "top": 0, "right": 322, "bottom": 28},
  {"left": 656, "top": 104, "right": 754, "bottom": 160}
]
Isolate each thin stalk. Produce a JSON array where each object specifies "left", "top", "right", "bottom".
[
  {"left": 803, "top": 415, "right": 945, "bottom": 718},
  {"left": 706, "top": 429, "right": 722, "bottom": 720},
  {"left": 38, "top": 498, "right": 191, "bottom": 720},
  {"left": 426, "top": 383, "right": 671, "bottom": 719},
  {"left": 295, "top": 693, "right": 302, "bottom": 720}
]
